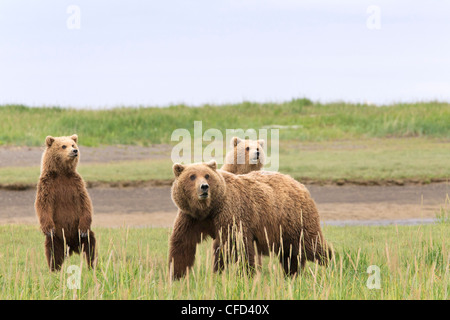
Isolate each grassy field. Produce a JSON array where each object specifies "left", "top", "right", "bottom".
[
  {"left": 1, "top": 100, "right": 449, "bottom": 186},
  {"left": 1, "top": 138, "right": 449, "bottom": 186},
  {"left": 0, "top": 99, "right": 450, "bottom": 185},
  {"left": 0, "top": 223, "right": 448, "bottom": 300},
  {"left": 0, "top": 101, "right": 449, "bottom": 301},
  {"left": 1, "top": 100, "right": 449, "bottom": 146}
]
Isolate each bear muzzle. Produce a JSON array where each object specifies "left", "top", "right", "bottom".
[
  {"left": 69, "top": 149, "right": 79, "bottom": 158},
  {"left": 249, "top": 150, "right": 260, "bottom": 164},
  {"left": 198, "top": 183, "right": 209, "bottom": 200}
]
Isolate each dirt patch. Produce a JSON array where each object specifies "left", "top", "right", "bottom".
[
  {"left": 2, "top": 177, "right": 448, "bottom": 191},
  {"left": 1, "top": 183, "right": 448, "bottom": 228},
  {"left": 293, "top": 177, "right": 449, "bottom": 186}
]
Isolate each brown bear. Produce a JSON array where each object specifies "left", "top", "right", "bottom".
[
  {"left": 221, "top": 137, "right": 265, "bottom": 174},
  {"left": 168, "top": 160, "right": 332, "bottom": 279},
  {"left": 35, "top": 134, "right": 96, "bottom": 271}
]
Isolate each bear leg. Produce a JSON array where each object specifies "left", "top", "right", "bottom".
[
  {"left": 79, "top": 231, "right": 96, "bottom": 269},
  {"left": 45, "top": 236, "right": 65, "bottom": 271},
  {"left": 214, "top": 236, "right": 258, "bottom": 275},
  {"left": 303, "top": 232, "right": 333, "bottom": 266},
  {"left": 243, "top": 240, "right": 257, "bottom": 275},
  {"left": 315, "top": 240, "right": 333, "bottom": 266},
  {"left": 280, "top": 242, "right": 300, "bottom": 276},
  {"left": 213, "top": 239, "right": 225, "bottom": 273}
]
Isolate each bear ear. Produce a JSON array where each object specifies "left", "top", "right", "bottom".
[
  {"left": 257, "top": 139, "right": 265, "bottom": 148},
  {"left": 46, "top": 136, "right": 55, "bottom": 147},
  {"left": 173, "top": 163, "right": 185, "bottom": 177},
  {"left": 70, "top": 134, "right": 78, "bottom": 143},
  {"left": 231, "top": 136, "right": 242, "bottom": 147},
  {"left": 205, "top": 160, "right": 217, "bottom": 171}
]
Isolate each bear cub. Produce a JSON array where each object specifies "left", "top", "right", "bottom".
[
  {"left": 35, "top": 134, "right": 96, "bottom": 271},
  {"left": 221, "top": 137, "right": 265, "bottom": 174}
]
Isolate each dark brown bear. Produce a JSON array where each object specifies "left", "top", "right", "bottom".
[
  {"left": 35, "top": 135, "right": 96, "bottom": 271},
  {"left": 168, "top": 161, "right": 332, "bottom": 279}
]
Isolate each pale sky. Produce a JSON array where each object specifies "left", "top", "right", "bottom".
[{"left": 1, "top": 0, "right": 449, "bottom": 108}]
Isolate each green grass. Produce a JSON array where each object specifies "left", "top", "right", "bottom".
[
  {"left": 280, "top": 138, "right": 450, "bottom": 183},
  {"left": 1, "top": 100, "right": 449, "bottom": 146},
  {"left": 0, "top": 223, "right": 448, "bottom": 299},
  {"left": 0, "top": 159, "right": 172, "bottom": 186},
  {"left": 1, "top": 100, "right": 448, "bottom": 185},
  {"left": 0, "top": 138, "right": 448, "bottom": 186}
]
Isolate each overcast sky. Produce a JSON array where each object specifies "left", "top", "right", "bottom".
[{"left": 1, "top": 0, "right": 449, "bottom": 108}]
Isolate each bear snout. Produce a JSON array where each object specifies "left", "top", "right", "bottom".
[
  {"left": 198, "top": 183, "right": 209, "bottom": 199},
  {"left": 69, "top": 148, "right": 78, "bottom": 156},
  {"left": 250, "top": 150, "right": 260, "bottom": 163}
]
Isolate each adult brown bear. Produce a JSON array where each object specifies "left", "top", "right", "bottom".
[
  {"left": 35, "top": 135, "right": 96, "bottom": 271},
  {"left": 168, "top": 161, "right": 332, "bottom": 279}
]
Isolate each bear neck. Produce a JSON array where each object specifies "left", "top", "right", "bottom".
[
  {"left": 177, "top": 195, "right": 222, "bottom": 220},
  {"left": 223, "top": 161, "right": 261, "bottom": 175},
  {"left": 189, "top": 206, "right": 214, "bottom": 220},
  {"left": 223, "top": 149, "right": 247, "bottom": 174}
]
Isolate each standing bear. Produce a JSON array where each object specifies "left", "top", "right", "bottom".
[
  {"left": 221, "top": 137, "right": 265, "bottom": 174},
  {"left": 35, "top": 134, "right": 96, "bottom": 271},
  {"left": 168, "top": 161, "right": 332, "bottom": 279}
]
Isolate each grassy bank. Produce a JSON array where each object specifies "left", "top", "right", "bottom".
[
  {"left": 0, "top": 223, "right": 448, "bottom": 299},
  {"left": 1, "top": 100, "right": 449, "bottom": 146},
  {"left": 1, "top": 138, "right": 448, "bottom": 186}
]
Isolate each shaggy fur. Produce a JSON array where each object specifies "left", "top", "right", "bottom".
[
  {"left": 221, "top": 137, "right": 265, "bottom": 174},
  {"left": 168, "top": 161, "right": 332, "bottom": 279},
  {"left": 35, "top": 134, "right": 96, "bottom": 271}
]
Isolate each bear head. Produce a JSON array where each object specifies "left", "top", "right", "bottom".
[
  {"left": 226, "top": 137, "right": 265, "bottom": 171},
  {"left": 171, "top": 160, "right": 226, "bottom": 220},
  {"left": 41, "top": 134, "right": 80, "bottom": 173}
]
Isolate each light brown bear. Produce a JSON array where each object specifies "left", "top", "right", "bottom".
[
  {"left": 168, "top": 160, "right": 332, "bottom": 279},
  {"left": 221, "top": 137, "right": 265, "bottom": 174},
  {"left": 35, "top": 134, "right": 96, "bottom": 271}
]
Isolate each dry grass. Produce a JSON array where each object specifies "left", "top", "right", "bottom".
[{"left": 0, "top": 223, "right": 448, "bottom": 300}]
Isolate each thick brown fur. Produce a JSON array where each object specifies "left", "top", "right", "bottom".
[
  {"left": 221, "top": 137, "right": 265, "bottom": 174},
  {"left": 35, "top": 134, "right": 96, "bottom": 271},
  {"left": 168, "top": 161, "right": 332, "bottom": 279}
]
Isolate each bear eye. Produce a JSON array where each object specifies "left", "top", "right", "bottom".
[
  {"left": 190, "top": 174, "right": 196, "bottom": 181},
  {"left": 72, "top": 145, "right": 75, "bottom": 148},
  {"left": 205, "top": 174, "right": 210, "bottom": 180},
  {"left": 62, "top": 145, "right": 67, "bottom": 149},
  {"left": 246, "top": 147, "right": 250, "bottom": 151}
]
